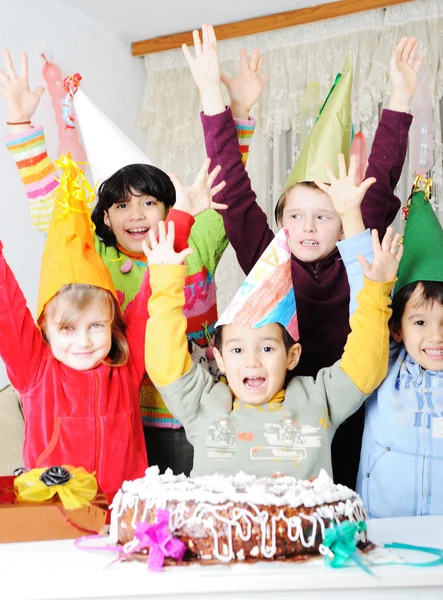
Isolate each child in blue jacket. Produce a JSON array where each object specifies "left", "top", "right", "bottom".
[{"left": 334, "top": 177, "right": 443, "bottom": 517}]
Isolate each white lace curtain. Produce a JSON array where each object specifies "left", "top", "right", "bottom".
[{"left": 139, "top": 0, "right": 443, "bottom": 310}]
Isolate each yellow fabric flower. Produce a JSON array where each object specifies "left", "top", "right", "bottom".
[{"left": 14, "top": 466, "right": 98, "bottom": 511}]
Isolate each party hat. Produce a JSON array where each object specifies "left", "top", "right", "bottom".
[
  {"left": 37, "top": 154, "right": 117, "bottom": 319},
  {"left": 285, "top": 53, "right": 353, "bottom": 188},
  {"left": 73, "top": 89, "right": 154, "bottom": 187},
  {"left": 216, "top": 229, "right": 298, "bottom": 341},
  {"left": 394, "top": 176, "right": 443, "bottom": 296}
]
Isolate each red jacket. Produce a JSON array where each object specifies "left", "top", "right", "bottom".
[{"left": 0, "top": 241, "right": 151, "bottom": 498}]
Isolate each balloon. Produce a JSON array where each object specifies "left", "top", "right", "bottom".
[
  {"left": 410, "top": 59, "right": 434, "bottom": 176},
  {"left": 298, "top": 82, "right": 321, "bottom": 149},
  {"left": 41, "top": 57, "right": 87, "bottom": 168},
  {"left": 349, "top": 132, "right": 367, "bottom": 186}
]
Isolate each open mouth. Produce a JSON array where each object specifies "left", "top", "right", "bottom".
[
  {"left": 300, "top": 240, "right": 319, "bottom": 247},
  {"left": 243, "top": 377, "right": 266, "bottom": 390},
  {"left": 126, "top": 227, "right": 149, "bottom": 239}
]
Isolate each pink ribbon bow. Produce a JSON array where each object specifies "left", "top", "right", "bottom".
[
  {"left": 131, "top": 510, "right": 186, "bottom": 571},
  {"left": 75, "top": 510, "right": 186, "bottom": 571}
]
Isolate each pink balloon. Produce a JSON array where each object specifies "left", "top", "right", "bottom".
[
  {"left": 42, "top": 58, "right": 87, "bottom": 169},
  {"left": 349, "top": 132, "right": 367, "bottom": 186},
  {"left": 42, "top": 61, "right": 62, "bottom": 84},
  {"left": 411, "top": 60, "right": 434, "bottom": 176}
]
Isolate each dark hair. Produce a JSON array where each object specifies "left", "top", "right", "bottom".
[
  {"left": 390, "top": 280, "right": 443, "bottom": 331},
  {"left": 214, "top": 323, "right": 296, "bottom": 354},
  {"left": 274, "top": 181, "right": 321, "bottom": 225},
  {"left": 92, "top": 164, "right": 176, "bottom": 246}
]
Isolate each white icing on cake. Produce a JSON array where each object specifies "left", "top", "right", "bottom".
[{"left": 110, "top": 466, "right": 367, "bottom": 562}]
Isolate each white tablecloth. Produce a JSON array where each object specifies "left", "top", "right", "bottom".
[{"left": 1, "top": 515, "right": 443, "bottom": 600}]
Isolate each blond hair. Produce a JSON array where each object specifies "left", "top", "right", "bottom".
[{"left": 38, "top": 284, "right": 129, "bottom": 367}]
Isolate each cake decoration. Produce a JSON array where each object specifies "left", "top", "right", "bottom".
[{"left": 110, "top": 466, "right": 367, "bottom": 564}]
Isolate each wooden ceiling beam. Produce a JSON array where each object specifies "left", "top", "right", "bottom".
[{"left": 131, "top": 0, "right": 415, "bottom": 56}]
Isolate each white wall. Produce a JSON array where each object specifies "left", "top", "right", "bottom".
[{"left": 0, "top": 0, "right": 145, "bottom": 387}]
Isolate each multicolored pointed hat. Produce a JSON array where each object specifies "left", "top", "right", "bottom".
[
  {"left": 216, "top": 229, "right": 298, "bottom": 341},
  {"left": 394, "top": 176, "right": 443, "bottom": 296},
  {"left": 285, "top": 53, "right": 353, "bottom": 189},
  {"left": 37, "top": 154, "right": 117, "bottom": 319}
]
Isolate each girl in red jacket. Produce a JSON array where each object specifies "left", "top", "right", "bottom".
[{"left": 0, "top": 155, "right": 223, "bottom": 500}]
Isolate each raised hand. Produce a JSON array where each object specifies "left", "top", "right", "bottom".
[
  {"left": 169, "top": 158, "right": 227, "bottom": 217},
  {"left": 142, "top": 221, "right": 193, "bottom": 266},
  {"left": 315, "top": 153, "right": 376, "bottom": 238},
  {"left": 221, "top": 48, "right": 269, "bottom": 120},
  {"left": 182, "top": 24, "right": 221, "bottom": 92},
  {"left": 316, "top": 154, "right": 376, "bottom": 217},
  {"left": 182, "top": 24, "right": 224, "bottom": 115},
  {"left": 388, "top": 37, "right": 424, "bottom": 112},
  {"left": 0, "top": 50, "right": 44, "bottom": 123},
  {"left": 357, "top": 227, "right": 403, "bottom": 283}
]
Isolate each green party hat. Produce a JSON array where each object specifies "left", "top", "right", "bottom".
[
  {"left": 394, "top": 176, "right": 443, "bottom": 296},
  {"left": 285, "top": 53, "right": 353, "bottom": 189}
]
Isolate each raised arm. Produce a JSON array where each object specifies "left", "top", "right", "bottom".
[
  {"left": 144, "top": 223, "right": 214, "bottom": 434},
  {"left": 0, "top": 243, "right": 45, "bottom": 393},
  {"left": 294, "top": 229, "right": 398, "bottom": 433},
  {"left": 314, "top": 152, "right": 377, "bottom": 316},
  {"left": 187, "top": 115, "right": 256, "bottom": 277},
  {"left": 324, "top": 228, "right": 403, "bottom": 427},
  {"left": 124, "top": 208, "right": 196, "bottom": 380},
  {"left": 0, "top": 50, "right": 58, "bottom": 233},
  {"left": 361, "top": 38, "right": 422, "bottom": 233},
  {"left": 183, "top": 24, "right": 274, "bottom": 275}
]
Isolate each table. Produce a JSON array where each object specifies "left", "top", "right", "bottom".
[{"left": 1, "top": 516, "right": 443, "bottom": 600}]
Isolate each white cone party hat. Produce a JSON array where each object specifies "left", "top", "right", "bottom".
[{"left": 73, "top": 89, "right": 154, "bottom": 187}]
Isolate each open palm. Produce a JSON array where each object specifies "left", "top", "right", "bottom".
[
  {"left": 169, "top": 158, "right": 227, "bottom": 217},
  {"left": 389, "top": 37, "right": 424, "bottom": 100},
  {"left": 142, "top": 222, "right": 193, "bottom": 266},
  {"left": 182, "top": 24, "right": 221, "bottom": 91},
  {"left": 357, "top": 228, "right": 403, "bottom": 283},
  {"left": 0, "top": 50, "right": 44, "bottom": 122},
  {"left": 222, "top": 48, "right": 269, "bottom": 116},
  {"left": 315, "top": 154, "right": 376, "bottom": 217}
]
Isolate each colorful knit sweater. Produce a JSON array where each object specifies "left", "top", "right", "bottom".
[{"left": 5, "top": 118, "right": 255, "bottom": 429}]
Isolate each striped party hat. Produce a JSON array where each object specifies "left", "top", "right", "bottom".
[{"left": 216, "top": 229, "right": 298, "bottom": 341}]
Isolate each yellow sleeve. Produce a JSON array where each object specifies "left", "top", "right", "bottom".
[
  {"left": 340, "top": 277, "right": 394, "bottom": 394},
  {"left": 145, "top": 264, "right": 193, "bottom": 387}
]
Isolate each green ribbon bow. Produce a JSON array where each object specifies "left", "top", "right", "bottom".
[
  {"left": 321, "top": 520, "right": 443, "bottom": 575},
  {"left": 321, "top": 520, "right": 372, "bottom": 574}
]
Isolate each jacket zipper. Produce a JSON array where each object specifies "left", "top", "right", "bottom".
[
  {"left": 417, "top": 368, "right": 426, "bottom": 516},
  {"left": 94, "top": 371, "right": 100, "bottom": 477}
]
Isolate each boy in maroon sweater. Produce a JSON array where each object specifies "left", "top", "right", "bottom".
[{"left": 183, "top": 26, "right": 422, "bottom": 488}]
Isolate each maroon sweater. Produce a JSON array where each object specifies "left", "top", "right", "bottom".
[{"left": 202, "top": 108, "right": 412, "bottom": 377}]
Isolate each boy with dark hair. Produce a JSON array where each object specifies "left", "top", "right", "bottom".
[
  {"left": 183, "top": 25, "right": 422, "bottom": 487},
  {"left": 143, "top": 174, "right": 403, "bottom": 478},
  {"left": 338, "top": 177, "right": 443, "bottom": 517}
]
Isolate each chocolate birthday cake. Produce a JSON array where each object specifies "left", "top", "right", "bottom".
[{"left": 110, "top": 466, "right": 367, "bottom": 563}]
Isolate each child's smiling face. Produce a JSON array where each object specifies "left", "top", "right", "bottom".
[
  {"left": 213, "top": 323, "right": 301, "bottom": 406},
  {"left": 392, "top": 283, "right": 443, "bottom": 371},
  {"left": 45, "top": 295, "right": 113, "bottom": 371},
  {"left": 279, "top": 185, "right": 343, "bottom": 264},
  {"left": 104, "top": 191, "right": 167, "bottom": 254}
]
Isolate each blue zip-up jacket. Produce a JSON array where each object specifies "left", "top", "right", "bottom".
[{"left": 338, "top": 229, "right": 443, "bottom": 518}]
